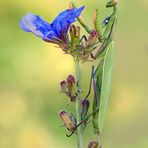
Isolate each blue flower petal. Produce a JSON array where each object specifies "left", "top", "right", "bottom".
[
  {"left": 20, "top": 13, "right": 55, "bottom": 39},
  {"left": 51, "top": 6, "right": 85, "bottom": 36},
  {"left": 73, "top": 6, "right": 85, "bottom": 17},
  {"left": 20, "top": 6, "right": 85, "bottom": 42}
]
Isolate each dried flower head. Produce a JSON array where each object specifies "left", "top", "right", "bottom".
[
  {"left": 88, "top": 141, "right": 99, "bottom": 148},
  {"left": 59, "top": 111, "right": 76, "bottom": 132},
  {"left": 60, "top": 75, "right": 77, "bottom": 102}
]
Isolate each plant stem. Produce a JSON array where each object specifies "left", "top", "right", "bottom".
[
  {"left": 97, "top": 133, "right": 102, "bottom": 148},
  {"left": 74, "top": 59, "right": 83, "bottom": 148}
]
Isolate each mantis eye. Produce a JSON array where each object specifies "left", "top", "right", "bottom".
[{"left": 102, "top": 16, "right": 111, "bottom": 26}]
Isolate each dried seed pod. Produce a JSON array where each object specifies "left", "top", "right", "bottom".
[
  {"left": 88, "top": 141, "right": 99, "bottom": 148},
  {"left": 59, "top": 111, "right": 76, "bottom": 132},
  {"left": 60, "top": 75, "right": 77, "bottom": 102},
  {"left": 60, "top": 80, "right": 68, "bottom": 92},
  {"left": 67, "top": 75, "right": 77, "bottom": 101}
]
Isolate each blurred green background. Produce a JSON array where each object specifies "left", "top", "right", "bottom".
[{"left": 0, "top": 0, "right": 148, "bottom": 148}]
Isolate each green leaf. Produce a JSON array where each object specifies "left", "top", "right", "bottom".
[{"left": 98, "top": 41, "right": 115, "bottom": 132}]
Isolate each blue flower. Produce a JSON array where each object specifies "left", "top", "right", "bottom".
[{"left": 20, "top": 6, "right": 85, "bottom": 43}]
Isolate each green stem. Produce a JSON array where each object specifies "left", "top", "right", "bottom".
[
  {"left": 97, "top": 133, "right": 102, "bottom": 148},
  {"left": 74, "top": 59, "right": 83, "bottom": 148}
]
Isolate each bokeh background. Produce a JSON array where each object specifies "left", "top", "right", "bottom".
[{"left": 0, "top": 0, "right": 148, "bottom": 148}]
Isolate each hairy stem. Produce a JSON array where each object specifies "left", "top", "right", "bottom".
[{"left": 74, "top": 59, "right": 83, "bottom": 148}]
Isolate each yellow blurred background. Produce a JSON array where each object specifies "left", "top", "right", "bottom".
[{"left": 0, "top": 0, "right": 148, "bottom": 148}]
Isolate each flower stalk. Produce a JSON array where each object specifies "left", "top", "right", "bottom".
[{"left": 74, "top": 59, "right": 83, "bottom": 148}]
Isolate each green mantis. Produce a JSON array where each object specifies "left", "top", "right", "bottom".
[
  {"left": 92, "top": 2, "right": 117, "bottom": 135},
  {"left": 73, "top": 0, "right": 118, "bottom": 143}
]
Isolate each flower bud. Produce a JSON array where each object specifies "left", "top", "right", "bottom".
[
  {"left": 70, "top": 25, "right": 80, "bottom": 47},
  {"left": 75, "top": 26, "right": 80, "bottom": 38},
  {"left": 70, "top": 25, "right": 76, "bottom": 39},
  {"left": 67, "top": 75, "right": 75, "bottom": 86},
  {"left": 69, "top": 2, "right": 73, "bottom": 11},
  {"left": 67, "top": 75, "right": 77, "bottom": 101},
  {"left": 60, "top": 80, "right": 68, "bottom": 92},
  {"left": 88, "top": 141, "right": 99, "bottom": 148},
  {"left": 60, "top": 75, "right": 77, "bottom": 102},
  {"left": 106, "top": 0, "right": 118, "bottom": 7},
  {"left": 81, "top": 99, "right": 90, "bottom": 120},
  {"left": 59, "top": 111, "right": 76, "bottom": 132}
]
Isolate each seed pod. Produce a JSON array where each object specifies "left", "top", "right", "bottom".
[
  {"left": 60, "top": 80, "right": 68, "bottom": 92},
  {"left": 67, "top": 75, "right": 77, "bottom": 101},
  {"left": 70, "top": 25, "right": 76, "bottom": 46},
  {"left": 75, "top": 26, "right": 80, "bottom": 39},
  {"left": 88, "top": 141, "right": 99, "bottom": 148},
  {"left": 59, "top": 111, "right": 76, "bottom": 132},
  {"left": 67, "top": 75, "right": 75, "bottom": 85},
  {"left": 70, "top": 25, "right": 80, "bottom": 47},
  {"left": 81, "top": 99, "right": 90, "bottom": 121}
]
